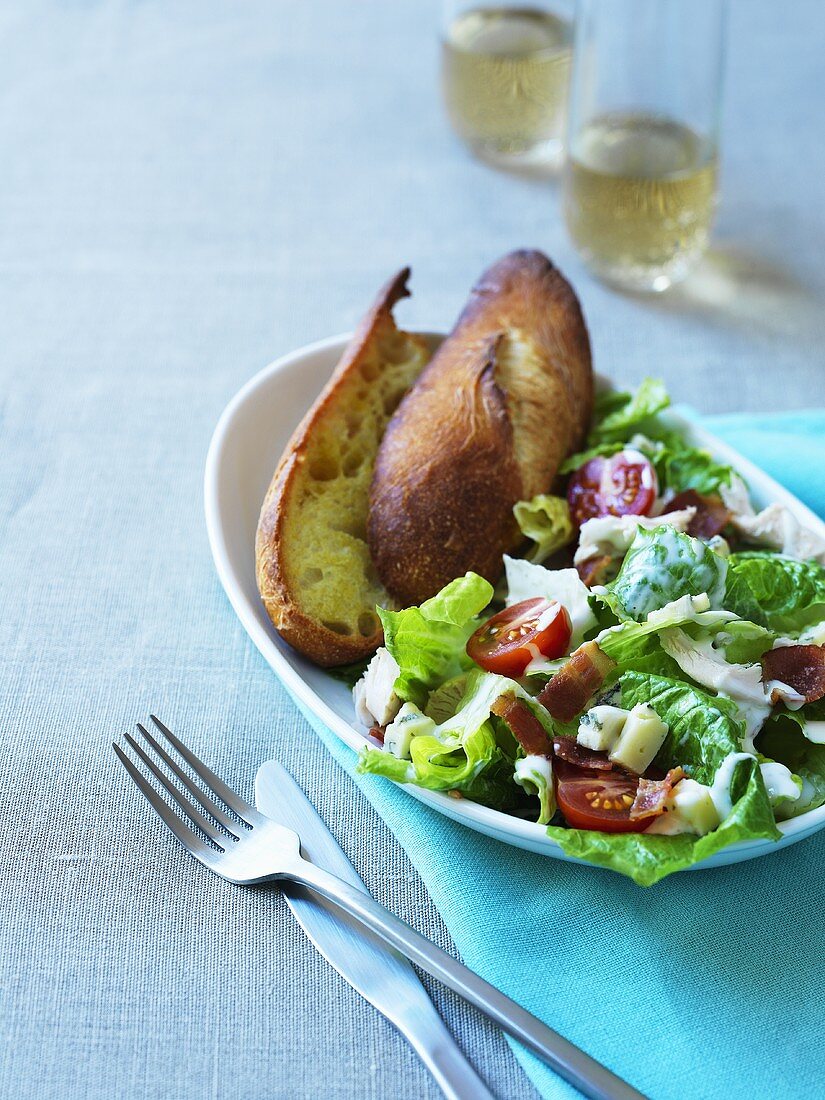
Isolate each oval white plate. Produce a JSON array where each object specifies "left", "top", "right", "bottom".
[{"left": 205, "top": 333, "right": 825, "bottom": 872}]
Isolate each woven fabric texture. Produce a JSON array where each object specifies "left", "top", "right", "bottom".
[{"left": 1, "top": 1, "right": 824, "bottom": 1098}]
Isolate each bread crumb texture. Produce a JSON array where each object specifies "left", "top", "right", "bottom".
[{"left": 281, "top": 330, "right": 430, "bottom": 639}]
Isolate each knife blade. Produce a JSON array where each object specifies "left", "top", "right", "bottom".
[{"left": 255, "top": 761, "right": 495, "bottom": 1100}]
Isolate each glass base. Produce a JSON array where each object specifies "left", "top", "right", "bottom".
[
  {"left": 465, "top": 136, "right": 565, "bottom": 170},
  {"left": 577, "top": 244, "right": 707, "bottom": 293}
]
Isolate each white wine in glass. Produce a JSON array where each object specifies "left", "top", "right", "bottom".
[
  {"left": 441, "top": 5, "right": 572, "bottom": 164},
  {"left": 563, "top": 0, "right": 726, "bottom": 292},
  {"left": 565, "top": 112, "right": 718, "bottom": 292}
]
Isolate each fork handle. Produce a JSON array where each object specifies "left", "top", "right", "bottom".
[{"left": 288, "top": 857, "right": 647, "bottom": 1100}]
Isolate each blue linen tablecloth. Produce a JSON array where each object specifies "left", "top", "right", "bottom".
[
  {"left": 2, "top": 1, "right": 825, "bottom": 1098},
  {"left": 294, "top": 411, "right": 825, "bottom": 1100}
]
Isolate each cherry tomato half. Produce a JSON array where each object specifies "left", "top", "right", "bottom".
[
  {"left": 554, "top": 759, "right": 655, "bottom": 833},
  {"left": 466, "top": 597, "right": 572, "bottom": 677},
  {"left": 567, "top": 449, "right": 658, "bottom": 527}
]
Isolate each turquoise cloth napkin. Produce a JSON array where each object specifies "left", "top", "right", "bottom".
[{"left": 288, "top": 413, "right": 825, "bottom": 1100}]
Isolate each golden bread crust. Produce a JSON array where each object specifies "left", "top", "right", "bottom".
[
  {"left": 255, "top": 269, "right": 430, "bottom": 666},
  {"left": 368, "top": 250, "right": 592, "bottom": 606}
]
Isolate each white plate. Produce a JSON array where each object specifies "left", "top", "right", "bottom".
[{"left": 205, "top": 332, "right": 825, "bottom": 872}]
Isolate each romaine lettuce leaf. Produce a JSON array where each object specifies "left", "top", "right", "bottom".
[
  {"left": 619, "top": 671, "right": 744, "bottom": 782},
  {"left": 328, "top": 657, "right": 372, "bottom": 688},
  {"left": 357, "top": 668, "right": 522, "bottom": 807},
  {"left": 601, "top": 526, "right": 728, "bottom": 622},
  {"left": 513, "top": 494, "right": 573, "bottom": 563},
  {"left": 714, "top": 619, "right": 776, "bottom": 664},
  {"left": 559, "top": 441, "right": 623, "bottom": 476},
  {"left": 378, "top": 573, "right": 494, "bottom": 708},
  {"left": 644, "top": 428, "right": 736, "bottom": 496},
  {"left": 547, "top": 756, "right": 779, "bottom": 886},
  {"left": 587, "top": 378, "right": 670, "bottom": 446},
  {"left": 514, "top": 755, "right": 556, "bottom": 825},
  {"left": 725, "top": 553, "right": 825, "bottom": 632},
  {"left": 758, "top": 710, "right": 825, "bottom": 816},
  {"left": 561, "top": 378, "right": 735, "bottom": 500},
  {"left": 595, "top": 594, "right": 734, "bottom": 664}
]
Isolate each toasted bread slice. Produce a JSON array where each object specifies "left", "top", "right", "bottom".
[
  {"left": 255, "top": 270, "right": 431, "bottom": 666},
  {"left": 368, "top": 251, "right": 593, "bottom": 606}
]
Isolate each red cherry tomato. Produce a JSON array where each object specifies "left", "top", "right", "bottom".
[
  {"left": 466, "top": 597, "right": 572, "bottom": 677},
  {"left": 554, "top": 758, "right": 655, "bottom": 833},
  {"left": 567, "top": 450, "right": 658, "bottom": 527}
]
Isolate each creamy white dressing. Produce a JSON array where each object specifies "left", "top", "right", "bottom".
[
  {"left": 645, "top": 592, "right": 710, "bottom": 625},
  {"left": 707, "top": 535, "right": 730, "bottom": 557},
  {"left": 763, "top": 679, "right": 806, "bottom": 710},
  {"left": 709, "top": 752, "right": 756, "bottom": 819},
  {"left": 759, "top": 761, "right": 802, "bottom": 805},
  {"left": 802, "top": 720, "right": 825, "bottom": 745},
  {"left": 514, "top": 754, "right": 553, "bottom": 791},
  {"left": 523, "top": 654, "right": 567, "bottom": 677},
  {"left": 798, "top": 621, "right": 825, "bottom": 646}
]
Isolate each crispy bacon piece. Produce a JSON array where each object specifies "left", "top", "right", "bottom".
[
  {"left": 762, "top": 645, "right": 825, "bottom": 703},
  {"left": 629, "top": 767, "right": 685, "bottom": 821},
  {"left": 368, "top": 725, "right": 385, "bottom": 744},
  {"left": 537, "top": 642, "right": 617, "bottom": 724},
  {"left": 576, "top": 554, "right": 614, "bottom": 588},
  {"left": 661, "top": 490, "right": 730, "bottom": 541},
  {"left": 552, "top": 736, "right": 614, "bottom": 771},
  {"left": 491, "top": 695, "right": 552, "bottom": 756}
]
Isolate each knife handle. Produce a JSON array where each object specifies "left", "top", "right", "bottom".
[
  {"left": 399, "top": 1008, "right": 496, "bottom": 1100},
  {"left": 289, "top": 856, "right": 647, "bottom": 1100}
]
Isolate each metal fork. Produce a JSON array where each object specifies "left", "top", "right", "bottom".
[{"left": 114, "top": 717, "right": 647, "bottom": 1100}]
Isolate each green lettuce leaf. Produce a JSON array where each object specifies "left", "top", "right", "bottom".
[
  {"left": 547, "top": 757, "right": 779, "bottom": 886},
  {"left": 758, "top": 710, "right": 825, "bottom": 816},
  {"left": 327, "top": 657, "right": 372, "bottom": 688},
  {"left": 619, "top": 671, "right": 743, "bottom": 782},
  {"left": 713, "top": 619, "right": 776, "bottom": 664},
  {"left": 513, "top": 494, "right": 574, "bottom": 563},
  {"left": 724, "top": 553, "right": 825, "bottom": 632},
  {"left": 644, "top": 428, "right": 736, "bottom": 496},
  {"left": 601, "top": 526, "right": 728, "bottom": 622},
  {"left": 357, "top": 669, "right": 521, "bottom": 807},
  {"left": 514, "top": 756, "right": 556, "bottom": 825},
  {"left": 587, "top": 378, "right": 670, "bottom": 446},
  {"left": 595, "top": 594, "right": 734, "bottom": 665},
  {"left": 559, "top": 441, "right": 623, "bottom": 476},
  {"left": 378, "top": 573, "right": 494, "bottom": 708}
]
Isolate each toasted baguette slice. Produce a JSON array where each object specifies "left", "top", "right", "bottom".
[
  {"left": 368, "top": 250, "right": 593, "bottom": 607},
  {"left": 255, "top": 270, "right": 431, "bottom": 666}
]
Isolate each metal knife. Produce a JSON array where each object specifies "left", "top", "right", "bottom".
[{"left": 255, "top": 761, "right": 496, "bottom": 1100}]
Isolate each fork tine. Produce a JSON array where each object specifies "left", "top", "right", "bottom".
[
  {"left": 149, "top": 714, "right": 259, "bottom": 824},
  {"left": 136, "top": 723, "right": 240, "bottom": 838},
  {"left": 113, "top": 744, "right": 219, "bottom": 861},
  {"left": 124, "top": 733, "right": 227, "bottom": 847}
]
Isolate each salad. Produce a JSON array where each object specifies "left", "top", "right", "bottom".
[{"left": 351, "top": 379, "right": 825, "bottom": 885}]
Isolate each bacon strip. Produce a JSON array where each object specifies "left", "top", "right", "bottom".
[
  {"left": 762, "top": 645, "right": 825, "bottom": 703},
  {"left": 576, "top": 554, "right": 614, "bottom": 589},
  {"left": 552, "top": 736, "right": 614, "bottom": 771},
  {"left": 661, "top": 490, "right": 729, "bottom": 541},
  {"left": 537, "top": 642, "right": 617, "bottom": 723},
  {"left": 629, "top": 767, "right": 685, "bottom": 821},
  {"left": 491, "top": 695, "right": 552, "bottom": 757}
]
